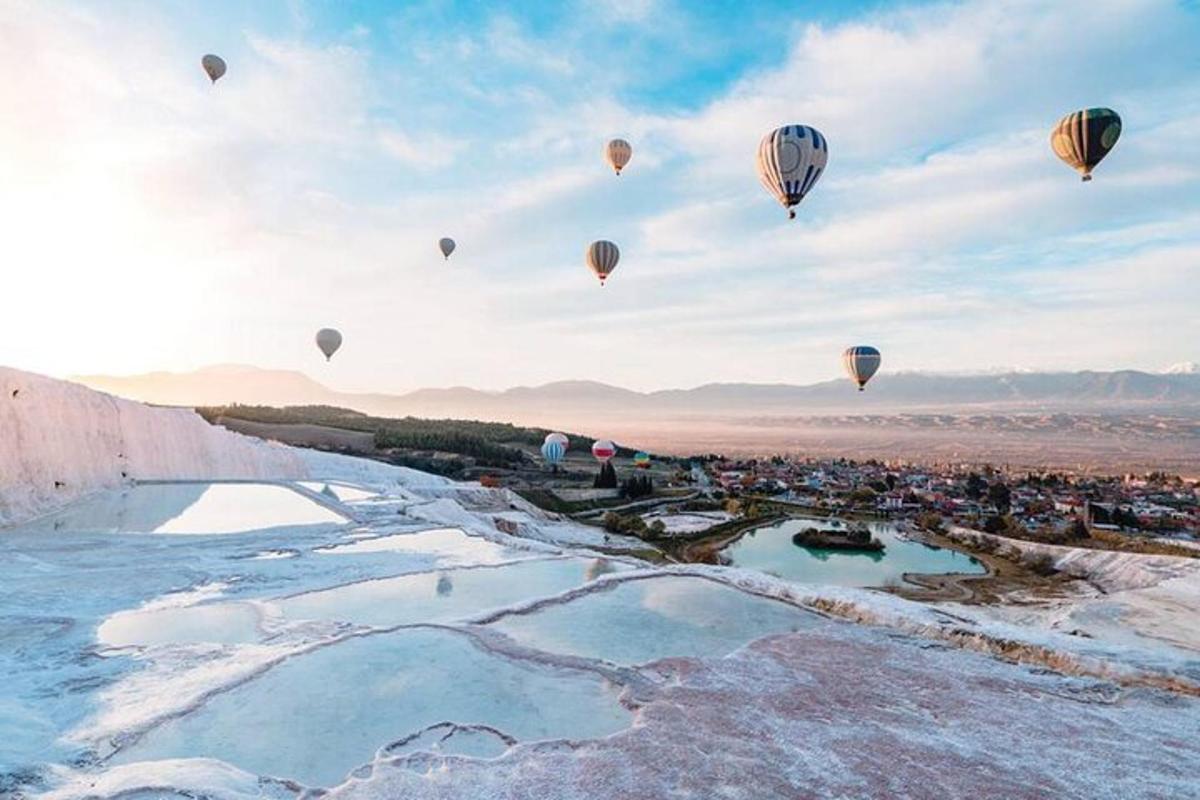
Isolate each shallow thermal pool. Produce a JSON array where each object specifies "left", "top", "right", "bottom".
[
  {"left": 280, "top": 556, "right": 626, "bottom": 629},
  {"left": 112, "top": 627, "right": 632, "bottom": 787},
  {"left": 314, "top": 526, "right": 522, "bottom": 564},
  {"left": 489, "top": 575, "right": 816, "bottom": 665},
  {"left": 16, "top": 482, "right": 347, "bottom": 535},
  {"left": 722, "top": 517, "right": 984, "bottom": 587},
  {"left": 95, "top": 557, "right": 627, "bottom": 647}
]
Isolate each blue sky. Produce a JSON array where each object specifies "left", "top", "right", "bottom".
[{"left": 2, "top": 0, "right": 1198, "bottom": 391}]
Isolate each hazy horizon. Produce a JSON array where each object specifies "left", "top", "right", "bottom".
[{"left": 4, "top": 0, "right": 1200, "bottom": 394}]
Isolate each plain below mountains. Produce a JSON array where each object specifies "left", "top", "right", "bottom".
[
  {"left": 71, "top": 365, "right": 1200, "bottom": 471},
  {"left": 72, "top": 364, "right": 1200, "bottom": 421}
]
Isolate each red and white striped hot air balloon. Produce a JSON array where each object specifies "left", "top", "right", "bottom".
[{"left": 591, "top": 439, "right": 616, "bottom": 463}]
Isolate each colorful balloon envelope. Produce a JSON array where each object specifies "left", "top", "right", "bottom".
[
  {"left": 201, "top": 54, "right": 226, "bottom": 84},
  {"left": 541, "top": 440, "right": 566, "bottom": 466},
  {"left": 592, "top": 439, "right": 616, "bottom": 462},
  {"left": 544, "top": 432, "right": 569, "bottom": 450},
  {"left": 605, "top": 138, "right": 632, "bottom": 175},
  {"left": 756, "top": 124, "right": 828, "bottom": 219},
  {"left": 1050, "top": 108, "right": 1121, "bottom": 182},
  {"left": 585, "top": 241, "right": 619, "bottom": 286},
  {"left": 633, "top": 452, "right": 651, "bottom": 469},
  {"left": 843, "top": 346, "right": 881, "bottom": 391},
  {"left": 315, "top": 328, "right": 343, "bottom": 362}
]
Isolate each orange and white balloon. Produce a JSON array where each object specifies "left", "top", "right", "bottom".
[{"left": 604, "top": 139, "right": 632, "bottom": 175}]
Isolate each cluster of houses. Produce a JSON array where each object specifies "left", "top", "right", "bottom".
[{"left": 693, "top": 457, "right": 1200, "bottom": 539}]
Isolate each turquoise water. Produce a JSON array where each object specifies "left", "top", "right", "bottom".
[
  {"left": 113, "top": 628, "right": 631, "bottom": 786},
  {"left": 723, "top": 518, "right": 984, "bottom": 587},
  {"left": 489, "top": 575, "right": 816, "bottom": 665},
  {"left": 279, "top": 557, "right": 624, "bottom": 628}
]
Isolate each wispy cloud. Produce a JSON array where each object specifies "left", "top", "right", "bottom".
[{"left": 0, "top": 0, "right": 1197, "bottom": 391}]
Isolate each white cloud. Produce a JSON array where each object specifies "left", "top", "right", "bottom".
[{"left": 1, "top": 0, "right": 1198, "bottom": 391}]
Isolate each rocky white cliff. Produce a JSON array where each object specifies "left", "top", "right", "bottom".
[{"left": 0, "top": 368, "right": 308, "bottom": 527}]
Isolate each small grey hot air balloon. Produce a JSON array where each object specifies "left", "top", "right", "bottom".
[
  {"left": 201, "top": 54, "right": 227, "bottom": 84},
  {"left": 585, "top": 240, "right": 619, "bottom": 286},
  {"left": 756, "top": 124, "right": 828, "bottom": 219},
  {"left": 843, "top": 346, "right": 881, "bottom": 391},
  {"left": 1050, "top": 107, "right": 1121, "bottom": 182},
  {"left": 605, "top": 138, "right": 632, "bottom": 175},
  {"left": 315, "top": 328, "right": 343, "bottom": 362},
  {"left": 438, "top": 237, "right": 456, "bottom": 260}
]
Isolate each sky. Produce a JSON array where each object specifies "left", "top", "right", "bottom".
[{"left": 1, "top": 0, "right": 1198, "bottom": 393}]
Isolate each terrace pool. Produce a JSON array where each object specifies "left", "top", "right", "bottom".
[
  {"left": 489, "top": 575, "right": 816, "bottom": 665},
  {"left": 723, "top": 518, "right": 984, "bottom": 588},
  {"left": 17, "top": 483, "right": 346, "bottom": 535},
  {"left": 112, "top": 628, "right": 631, "bottom": 787}
]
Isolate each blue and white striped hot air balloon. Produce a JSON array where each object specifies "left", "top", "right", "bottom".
[
  {"left": 756, "top": 124, "right": 828, "bottom": 219},
  {"left": 541, "top": 437, "right": 567, "bottom": 467},
  {"left": 843, "top": 346, "right": 881, "bottom": 392}
]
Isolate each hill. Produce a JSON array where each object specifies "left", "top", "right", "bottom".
[{"left": 74, "top": 365, "right": 1200, "bottom": 420}]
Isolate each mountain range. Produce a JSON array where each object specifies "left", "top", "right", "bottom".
[{"left": 73, "top": 364, "right": 1200, "bottom": 423}]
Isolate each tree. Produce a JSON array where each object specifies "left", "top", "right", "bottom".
[
  {"left": 594, "top": 461, "right": 618, "bottom": 489},
  {"left": 983, "top": 515, "right": 1011, "bottom": 534},
  {"left": 916, "top": 512, "right": 944, "bottom": 533},
  {"left": 965, "top": 472, "right": 987, "bottom": 500},
  {"left": 1067, "top": 518, "right": 1090, "bottom": 539},
  {"left": 987, "top": 482, "right": 1012, "bottom": 513}
]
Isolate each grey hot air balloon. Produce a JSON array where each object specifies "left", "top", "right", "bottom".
[
  {"left": 585, "top": 240, "right": 619, "bottom": 286},
  {"left": 756, "top": 124, "right": 828, "bottom": 219},
  {"left": 439, "top": 237, "right": 456, "bottom": 260},
  {"left": 843, "top": 346, "right": 881, "bottom": 391},
  {"left": 201, "top": 54, "right": 226, "bottom": 84},
  {"left": 605, "top": 138, "right": 632, "bottom": 175},
  {"left": 315, "top": 328, "right": 343, "bottom": 362},
  {"left": 1050, "top": 107, "right": 1121, "bottom": 182}
]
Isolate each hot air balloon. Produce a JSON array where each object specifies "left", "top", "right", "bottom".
[
  {"left": 541, "top": 439, "right": 566, "bottom": 467},
  {"left": 756, "top": 124, "right": 828, "bottom": 219},
  {"left": 633, "top": 452, "right": 651, "bottom": 469},
  {"left": 843, "top": 346, "right": 881, "bottom": 391},
  {"left": 315, "top": 328, "right": 343, "bottom": 362},
  {"left": 439, "top": 237, "right": 456, "bottom": 260},
  {"left": 585, "top": 557, "right": 618, "bottom": 581},
  {"left": 201, "top": 54, "right": 226, "bottom": 84},
  {"left": 1050, "top": 108, "right": 1121, "bottom": 181},
  {"left": 605, "top": 139, "right": 632, "bottom": 175},
  {"left": 545, "top": 432, "right": 569, "bottom": 449},
  {"left": 592, "top": 439, "right": 616, "bottom": 462},
  {"left": 586, "top": 240, "right": 619, "bottom": 286}
]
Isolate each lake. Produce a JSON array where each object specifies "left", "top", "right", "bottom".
[{"left": 723, "top": 517, "right": 984, "bottom": 587}]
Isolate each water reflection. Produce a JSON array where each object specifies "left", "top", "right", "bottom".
[{"left": 12, "top": 483, "right": 346, "bottom": 535}]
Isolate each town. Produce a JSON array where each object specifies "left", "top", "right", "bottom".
[{"left": 682, "top": 455, "right": 1200, "bottom": 546}]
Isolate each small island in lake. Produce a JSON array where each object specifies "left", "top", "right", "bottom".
[{"left": 792, "top": 524, "right": 885, "bottom": 552}]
